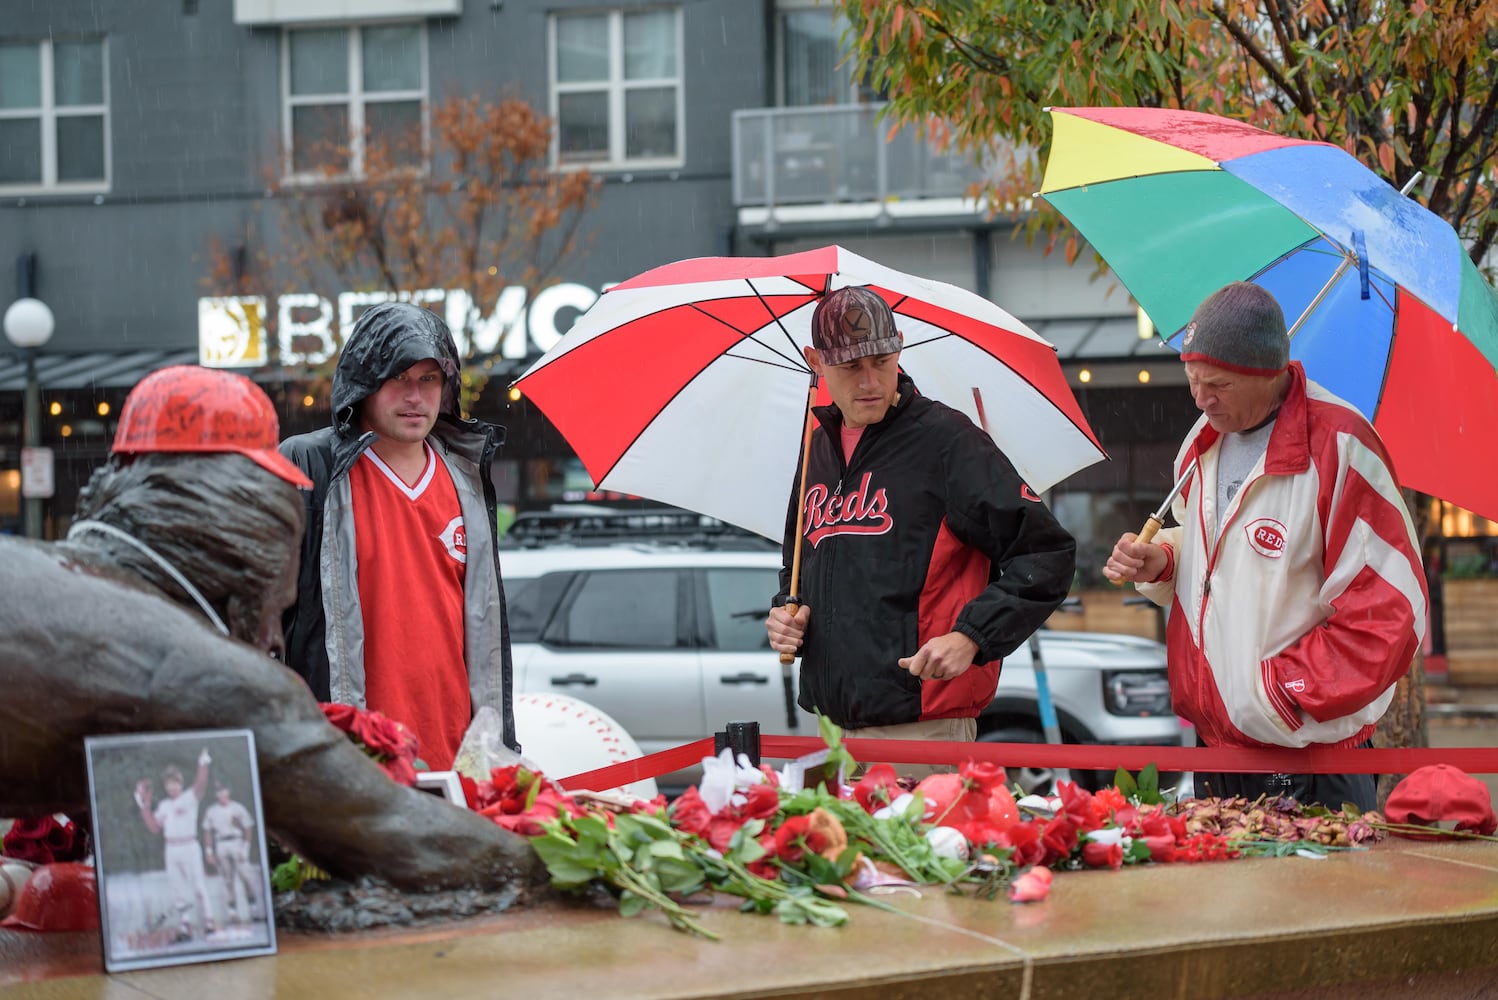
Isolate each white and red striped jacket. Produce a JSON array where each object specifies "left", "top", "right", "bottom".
[{"left": 1138, "top": 363, "right": 1427, "bottom": 750}]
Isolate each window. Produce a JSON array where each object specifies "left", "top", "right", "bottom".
[
  {"left": 550, "top": 7, "right": 682, "bottom": 168},
  {"left": 775, "top": 2, "right": 879, "bottom": 107},
  {"left": 504, "top": 573, "right": 575, "bottom": 643},
  {"left": 0, "top": 38, "right": 108, "bottom": 191},
  {"left": 552, "top": 570, "right": 681, "bottom": 649},
  {"left": 282, "top": 23, "right": 426, "bottom": 178},
  {"left": 702, "top": 569, "right": 778, "bottom": 653}
]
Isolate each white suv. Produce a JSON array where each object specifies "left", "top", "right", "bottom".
[{"left": 501, "top": 511, "right": 1184, "bottom": 792}]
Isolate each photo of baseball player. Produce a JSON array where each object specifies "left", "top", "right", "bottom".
[
  {"left": 87, "top": 728, "right": 276, "bottom": 972},
  {"left": 201, "top": 782, "right": 260, "bottom": 927},
  {"left": 134, "top": 748, "right": 216, "bottom": 942}
]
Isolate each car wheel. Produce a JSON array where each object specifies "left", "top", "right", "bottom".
[{"left": 976, "top": 725, "right": 1055, "bottom": 796}]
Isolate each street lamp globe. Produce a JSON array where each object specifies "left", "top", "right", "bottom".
[{"left": 3, "top": 298, "right": 55, "bottom": 350}]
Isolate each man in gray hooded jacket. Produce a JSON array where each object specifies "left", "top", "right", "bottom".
[{"left": 280, "top": 302, "right": 518, "bottom": 766}]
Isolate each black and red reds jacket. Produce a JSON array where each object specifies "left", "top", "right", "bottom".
[{"left": 777, "top": 374, "right": 1076, "bottom": 730}]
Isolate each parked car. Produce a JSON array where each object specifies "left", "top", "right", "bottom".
[{"left": 501, "top": 509, "right": 1185, "bottom": 794}]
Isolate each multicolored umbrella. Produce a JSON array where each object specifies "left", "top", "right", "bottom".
[
  {"left": 1040, "top": 106, "right": 1498, "bottom": 522},
  {"left": 512, "top": 245, "right": 1106, "bottom": 540}
]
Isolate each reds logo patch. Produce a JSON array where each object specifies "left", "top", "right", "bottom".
[
  {"left": 440, "top": 515, "right": 467, "bottom": 564},
  {"left": 1285, "top": 678, "right": 1306, "bottom": 694},
  {"left": 804, "top": 471, "right": 894, "bottom": 547},
  {"left": 1182, "top": 320, "right": 1197, "bottom": 348},
  {"left": 1244, "top": 517, "right": 1287, "bottom": 559}
]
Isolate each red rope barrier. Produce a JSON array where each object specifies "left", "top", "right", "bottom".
[{"left": 557, "top": 737, "right": 1498, "bottom": 793}]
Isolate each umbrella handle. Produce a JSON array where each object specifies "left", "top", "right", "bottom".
[
  {"left": 1136, "top": 514, "right": 1164, "bottom": 545},
  {"left": 1109, "top": 514, "right": 1164, "bottom": 587},
  {"left": 779, "top": 378, "right": 819, "bottom": 667},
  {"left": 778, "top": 599, "right": 799, "bottom": 666}
]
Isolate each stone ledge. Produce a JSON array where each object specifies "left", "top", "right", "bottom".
[{"left": 4, "top": 840, "right": 1498, "bottom": 999}]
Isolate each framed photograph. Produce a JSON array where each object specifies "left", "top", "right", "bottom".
[
  {"left": 415, "top": 770, "right": 467, "bottom": 807},
  {"left": 84, "top": 729, "right": 277, "bottom": 973}
]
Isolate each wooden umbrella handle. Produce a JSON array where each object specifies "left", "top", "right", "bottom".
[
  {"left": 1110, "top": 514, "right": 1164, "bottom": 587},
  {"left": 1136, "top": 514, "right": 1164, "bottom": 545},
  {"left": 779, "top": 378, "right": 819, "bottom": 666}
]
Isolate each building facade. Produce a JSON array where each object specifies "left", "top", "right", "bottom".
[{"left": 2, "top": 0, "right": 1235, "bottom": 584}]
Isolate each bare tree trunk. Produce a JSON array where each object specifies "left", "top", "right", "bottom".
[{"left": 1373, "top": 653, "right": 1428, "bottom": 809}]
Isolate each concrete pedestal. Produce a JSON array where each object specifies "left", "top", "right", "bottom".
[{"left": 4, "top": 838, "right": 1498, "bottom": 999}]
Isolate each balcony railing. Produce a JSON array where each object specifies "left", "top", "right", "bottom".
[{"left": 731, "top": 103, "right": 993, "bottom": 212}]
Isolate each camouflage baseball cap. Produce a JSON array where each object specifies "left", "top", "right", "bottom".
[{"left": 810, "top": 286, "right": 902, "bottom": 365}]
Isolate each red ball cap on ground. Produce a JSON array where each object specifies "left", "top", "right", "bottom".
[
  {"left": 1384, "top": 764, "right": 1498, "bottom": 837},
  {"left": 1, "top": 862, "right": 100, "bottom": 932},
  {"left": 112, "top": 365, "right": 312, "bottom": 489}
]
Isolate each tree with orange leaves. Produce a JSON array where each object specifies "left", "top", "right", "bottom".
[
  {"left": 840, "top": 1, "right": 1498, "bottom": 266},
  {"left": 839, "top": 1, "right": 1498, "bottom": 801},
  {"left": 204, "top": 93, "right": 599, "bottom": 410}
]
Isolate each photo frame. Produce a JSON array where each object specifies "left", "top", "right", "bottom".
[
  {"left": 84, "top": 729, "right": 277, "bottom": 973},
  {"left": 414, "top": 770, "right": 467, "bottom": 807}
]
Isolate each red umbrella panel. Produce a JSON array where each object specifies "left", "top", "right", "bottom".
[{"left": 513, "top": 245, "right": 1106, "bottom": 540}]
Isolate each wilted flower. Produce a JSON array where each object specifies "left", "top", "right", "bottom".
[{"left": 1009, "top": 866, "right": 1053, "bottom": 903}]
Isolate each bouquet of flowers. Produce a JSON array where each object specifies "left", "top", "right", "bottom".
[
  {"left": 297, "top": 704, "right": 1393, "bottom": 939},
  {"left": 501, "top": 717, "right": 1385, "bottom": 939},
  {"left": 320, "top": 702, "right": 423, "bottom": 786},
  {"left": 1, "top": 815, "right": 87, "bottom": 866}
]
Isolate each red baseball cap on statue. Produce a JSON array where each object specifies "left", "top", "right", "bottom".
[
  {"left": 1384, "top": 764, "right": 1497, "bottom": 838},
  {"left": 113, "top": 365, "right": 312, "bottom": 489}
]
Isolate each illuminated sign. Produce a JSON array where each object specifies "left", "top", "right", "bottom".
[{"left": 196, "top": 282, "right": 602, "bottom": 369}]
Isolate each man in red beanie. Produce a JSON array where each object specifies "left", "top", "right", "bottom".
[{"left": 1103, "top": 282, "right": 1427, "bottom": 810}]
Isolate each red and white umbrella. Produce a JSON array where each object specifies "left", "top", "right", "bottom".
[{"left": 513, "top": 245, "right": 1106, "bottom": 539}]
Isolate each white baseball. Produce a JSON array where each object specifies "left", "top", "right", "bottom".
[{"left": 0, "top": 861, "right": 33, "bottom": 919}]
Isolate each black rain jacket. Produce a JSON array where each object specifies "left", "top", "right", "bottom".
[
  {"left": 777, "top": 373, "right": 1076, "bottom": 730},
  {"left": 279, "top": 302, "right": 518, "bottom": 751}
]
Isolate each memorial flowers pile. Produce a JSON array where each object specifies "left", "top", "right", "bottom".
[
  {"left": 295, "top": 703, "right": 1398, "bottom": 939},
  {"left": 502, "top": 718, "right": 1385, "bottom": 939}
]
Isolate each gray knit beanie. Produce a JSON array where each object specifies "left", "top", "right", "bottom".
[{"left": 1178, "top": 281, "right": 1289, "bottom": 375}]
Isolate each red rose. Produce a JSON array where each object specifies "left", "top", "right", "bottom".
[
  {"left": 1039, "top": 816, "right": 1079, "bottom": 866},
  {"left": 737, "top": 783, "right": 781, "bottom": 822},
  {"left": 494, "top": 788, "right": 572, "bottom": 837},
  {"left": 320, "top": 702, "right": 359, "bottom": 733},
  {"left": 1093, "top": 786, "right": 1129, "bottom": 818},
  {"left": 629, "top": 794, "right": 669, "bottom": 816},
  {"left": 999, "top": 821, "right": 1046, "bottom": 868},
  {"left": 1081, "top": 839, "right": 1124, "bottom": 869},
  {"left": 705, "top": 816, "right": 744, "bottom": 853},
  {"left": 380, "top": 755, "right": 418, "bottom": 788},
  {"left": 853, "top": 764, "right": 902, "bottom": 812},
  {"left": 356, "top": 711, "right": 419, "bottom": 762},
  {"left": 746, "top": 832, "right": 779, "bottom": 879},
  {"left": 1008, "top": 865, "right": 1053, "bottom": 903},
  {"left": 459, "top": 774, "right": 480, "bottom": 810},
  {"left": 772, "top": 816, "right": 812, "bottom": 864},
  {"left": 669, "top": 787, "right": 713, "bottom": 836},
  {"left": 3, "top": 816, "right": 84, "bottom": 865},
  {"left": 959, "top": 760, "right": 1007, "bottom": 796},
  {"left": 1141, "top": 833, "right": 1177, "bottom": 862},
  {"left": 1057, "top": 781, "right": 1103, "bottom": 830}
]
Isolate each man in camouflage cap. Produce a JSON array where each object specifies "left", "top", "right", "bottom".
[{"left": 767, "top": 285, "right": 1076, "bottom": 776}]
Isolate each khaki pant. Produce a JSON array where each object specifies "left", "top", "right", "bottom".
[{"left": 843, "top": 717, "right": 978, "bottom": 781}]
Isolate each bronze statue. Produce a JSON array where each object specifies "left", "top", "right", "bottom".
[{"left": 0, "top": 366, "right": 545, "bottom": 896}]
